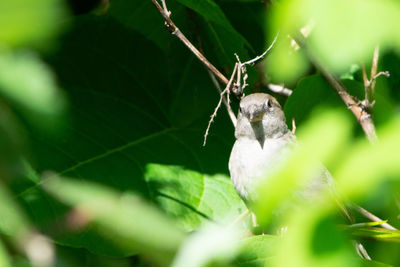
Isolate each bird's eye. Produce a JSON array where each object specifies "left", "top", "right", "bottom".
[
  {"left": 239, "top": 107, "right": 242, "bottom": 113},
  {"left": 265, "top": 99, "right": 272, "bottom": 108}
]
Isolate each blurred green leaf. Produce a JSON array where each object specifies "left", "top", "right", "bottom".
[
  {"left": 0, "top": 183, "right": 30, "bottom": 237},
  {"left": 270, "top": 0, "right": 400, "bottom": 74},
  {"left": 0, "top": 0, "right": 67, "bottom": 48},
  {"left": 172, "top": 224, "right": 241, "bottom": 267},
  {"left": 0, "top": 240, "right": 11, "bottom": 267},
  {"left": 15, "top": 13, "right": 244, "bottom": 256},
  {"left": 253, "top": 110, "right": 352, "bottom": 224},
  {"left": 348, "top": 221, "right": 390, "bottom": 229},
  {"left": 234, "top": 235, "right": 278, "bottom": 267},
  {"left": 266, "top": 36, "right": 309, "bottom": 84},
  {"left": 44, "top": 176, "right": 185, "bottom": 263},
  {"left": 0, "top": 51, "right": 66, "bottom": 122},
  {"left": 335, "top": 116, "right": 400, "bottom": 200},
  {"left": 272, "top": 203, "right": 359, "bottom": 267},
  {"left": 349, "top": 227, "right": 400, "bottom": 243}
]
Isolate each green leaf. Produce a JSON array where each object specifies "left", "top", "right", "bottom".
[
  {"left": 348, "top": 227, "right": 400, "bottom": 243},
  {"left": 172, "top": 224, "right": 241, "bottom": 267},
  {"left": 174, "top": 0, "right": 252, "bottom": 65},
  {"left": 0, "top": 240, "right": 11, "bottom": 267},
  {"left": 0, "top": 51, "right": 66, "bottom": 125},
  {"left": 234, "top": 235, "right": 278, "bottom": 267},
  {"left": 0, "top": 183, "right": 30, "bottom": 237},
  {"left": 270, "top": 0, "right": 400, "bottom": 73},
  {"left": 253, "top": 110, "right": 352, "bottom": 224},
  {"left": 43, "top": 176, "right": 185, "bottom": 263},
  {"left": 0, "top": 0, "right": 67, "bottom": 48},
  {"left": 18, "top": 14, "right": 243, "bottom": 255}
]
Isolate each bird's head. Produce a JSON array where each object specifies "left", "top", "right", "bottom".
[{"left": 236, "top": 93, "right": 288, "bottom": 140}]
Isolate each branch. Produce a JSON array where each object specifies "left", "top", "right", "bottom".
[
  {"left": 203, "top": 64, "right": 238, "bottom": 146},
  {"left": 151, "top": 0, "right": 229, "bottom": 85},
  {"left": 241, "top": 33, "right": 279, "bottom": 67},
  {"left": 353, "top": 205, "right": 397, "bottom": 231},
  {"left": 362, "top": 46, "right": 390, "bottom": 108},
  {"left": 207, "top": 70, "right": 237, "bottom": 126},
  {"left": 294, "top": 35, "right": 378, "bottom": 143}
]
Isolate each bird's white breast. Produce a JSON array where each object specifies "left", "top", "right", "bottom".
[{"left": 228, "top": 136, "right": 293, "bottom": 202}]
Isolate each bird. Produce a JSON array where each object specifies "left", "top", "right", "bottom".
[
  {"left": 227, "top": 94, "right": 371, "bottom": 259},
  {"left": 228, "top": 93, "right": 331, "bottom": 206}
]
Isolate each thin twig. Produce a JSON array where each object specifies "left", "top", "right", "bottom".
[
  {"left": 291, "top": 118, "right": 296, "bottom": 134},
  {"left": 242, "top": 33, "right": 279, "bottom": 66},
  {"left": 207, "top": 70, "right": 237, "bottom": 126},
  {"left": 355, "top": 241, "right": 371, "bottom": 260},
  {"left": 203, "top": 64, "right": 238, "bottom": 146},
  {"left": 353, "top": 205, "right": 397, "bottom": 231},
  {"left": 370, "top": 46, "right": 380, "bottom": 91},
  {"left": 151, "top": 0, "right": 229, "bottom": 85}
]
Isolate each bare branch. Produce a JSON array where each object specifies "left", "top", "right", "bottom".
[
  {"left": 291, "top": 118, "right": 296, "bottom": 134},
  {"left": 151, "top": 0, "right": 229, "bottom": 85},
  {"left": 353, "top": 205, "right": 397, "bottom": 231},
  {"left": 203, "top": 64, "right": 239, "bottom": 146},
  {"left": 241, "top": 33, "right": 279, "bottom": 66},
  {"left": 373, "top": 71, "right": 390, "bottom": 80},
  {"left": 294, "top": 35, "right": 378, "bottom": 143},
  {"left": 160, "top": 0, "right": 170, "bottom": 17},
  {"left": 207, "top": 70, "right": 237, "bottom": 126}
]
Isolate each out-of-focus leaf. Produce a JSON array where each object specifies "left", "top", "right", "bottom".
[
  {"left": 43, "top": 176, "right": 185, "bottom": 263},
  {"left": 273, "top": 202, "right": 359, "bottom": 267},
  {"left": 172, "top": 224, "right": 241, "bottom": 267},
  {"left": 0, "top": 51, "right": 66, "bottom": 122},
  {"left": 253, "top": 110, "right": 352, "bottom": 224},
  {"left": 234, "top": 235, "right": 278, "bottom": 267},
  {"left": 17, "top": 13, "right": 243, "bottom": 256},
  {"left": 360, "top": 260, "right": 394, "bottom": 267},
  {"left": 334, "top": 116, "right": 400, "bottom": 200},
  {"left": 0, "top": 184, "right": 30, "bottom": 237},
  {"left": 266, "top": 36, "right": 309, "bottom": 84},
  {"left": 0, "top": 0, "right": 67, "bottom": 48},
  {"left": 0, "top": 240, "right": 11, "bottom": 267},
  {"left": 348, "top": 221, "right": 389, "bottom": 229},
  {"left": 348, "top": 227, "right": 400, "bottom": 243},
  {"left": 145, "top": 164, "right": 246, "bottom": 231},
  {"left": 270, "top": 0, "right": 400, "bottom": 73}
]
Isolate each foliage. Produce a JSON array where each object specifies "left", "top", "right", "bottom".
[{"left": 1, "top": 0, "right": 400, "bottom": 266}]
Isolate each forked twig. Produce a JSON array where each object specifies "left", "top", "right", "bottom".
[
  {"left": 207, "top": 70, "right": 237, "bottom": 126},
  {"left": 203, "top": 64, "right": 239, "bottom": 146}
]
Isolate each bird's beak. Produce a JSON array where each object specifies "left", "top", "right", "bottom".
[{"left": 249, "top": 113, "right": 254, "bottom": 121}]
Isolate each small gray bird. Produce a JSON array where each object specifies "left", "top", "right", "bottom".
[{"left": 229, "top": 93, "right": 330, "bottom": 205}]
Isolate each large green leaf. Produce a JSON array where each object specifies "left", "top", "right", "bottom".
[{"left": 18, "top": 13, "right": 245, "bottom": 255}]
